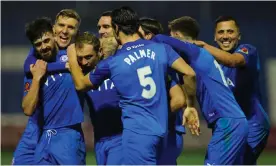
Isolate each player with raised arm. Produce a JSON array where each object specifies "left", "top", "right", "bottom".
[
  {"left": 76, "top": 11, "right": 124, "bottom": 164},
  {"left": 12, "top": 10, "right": 81, "bottom": 165},
  {"left": 153, "top": 16, "right": 249, "bottom": 165},
  {"left": 21, "top": 17, "right": 85, "bottom": 165},
  {"left": 67, "top": 6, "right": 197, "bottom": 165},
  {"left": 138, "top": 17, "right": 199, "bottom": 165},
  {"left": 74, "top": 32, "right": 123, "bottom": 165},
  {"left": 193, "top": 16, "right": 270, "bottom": 164}
]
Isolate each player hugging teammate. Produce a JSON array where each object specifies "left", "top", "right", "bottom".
[{"left": 13, "top": 6, "right": 269, "bottom": 165}]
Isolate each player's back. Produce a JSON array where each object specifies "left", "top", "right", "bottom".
[
  {"left": 191, "top": 48, "right": 246, "bottom": 124},
  {"left": 106, "top": 39, "right": 174, "bottom": 136},
  {"left": 86, "top": 78, "right": 123, "bottom": 141},
  {"left": 221, "top": 44, "right": 270, "bottom": 128}
]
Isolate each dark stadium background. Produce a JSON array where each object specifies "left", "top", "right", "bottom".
[{"left": 1, "top": 1, "right": 276, "bottom": 164}]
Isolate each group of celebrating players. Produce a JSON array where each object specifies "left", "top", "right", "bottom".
[{"left": 12, "top": 6, "right": 270, "bottom": 165}]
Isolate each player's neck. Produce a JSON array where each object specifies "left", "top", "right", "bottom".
[
  {"left": 180, "top": 36, "right": 194, "bottom": 43},
  {"left": 119, "top": 32, "right": 141, "bottom": 45}
]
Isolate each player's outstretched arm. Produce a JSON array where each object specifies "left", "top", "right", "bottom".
[
  {"left": 67, "top": 44, "right": 94, "bottom": 92},
  {"left": 194, "top": 41, "right": 246, "bottom": 67},
  {"left": 169, "top": 83, "right": 186, "bottom": 112},
  {"left": 181, "top": 80, "right": 200, "bottom": 136},
  {"left": 22, "top": 60, "right": 47, "bottom": 116},
  {"left": 24, "top": 47, "right": 68, "bottom": 74},
  {"left": 165, "top": 43, "right": 197, "bottom": 108},
  {"left": 153, "top": 34, "right": 200, "bottom": 60},
  {"left": 171, "top": 58, "right": 196, "bottom": 108},
  {"left": 47, "top": 62, "right": 68, "bottom": 72}
]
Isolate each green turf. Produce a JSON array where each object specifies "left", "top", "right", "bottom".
[{"left": 2, "top": 149, "right": 276, "bottom": 165}]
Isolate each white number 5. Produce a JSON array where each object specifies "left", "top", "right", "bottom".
[{"left": 137, "top": 66, "right": 157, "bottom": 99}]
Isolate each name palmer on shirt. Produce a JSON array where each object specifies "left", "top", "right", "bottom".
[{"left": 124, "top": 49, "right": 156, "bottom": 65}]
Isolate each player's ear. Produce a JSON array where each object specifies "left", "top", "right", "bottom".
[
  {"left": 52, "top": 25, "right": 56, "bottom": 35},
  {"left": 175, "top": 31, "right": 183, "bottom": 39},
  {"left": 238, "top": 32, "right": 241, "bottom": 40},
  {"left": 214, "top": 33, "right": 217, "bottom": 42},
  {"left": 115, "top": 25, "right": 120, "bottom": 37},
  {"left": 146, "top": 33, "right": 153, "bottom": 40},
  {"left": 99, "top": 47, "right": 103, "bottom": 56},
  {"left": 213, "top": 28, "right": 217, "bottom": 42}
]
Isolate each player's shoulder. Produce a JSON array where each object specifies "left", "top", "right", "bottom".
[
  {"left": 98, "top": 56, "right": 113, "bottom": 67},
  {"left": 142, "top": 38, "right": 166, "bottom": 48},
  {"left": 199, "top": 47, "right": 214, "bottom": 59},
  {"left": 235, "top": 43, "right": 257, "bottom": 55},
  {"left": 151, "top": 34, "right": 172, "bottom": 48},
  {"left": 237, "top": 43, "right": 256, "bottom": 49}
]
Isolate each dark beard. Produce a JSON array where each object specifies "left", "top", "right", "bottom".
[{"left": 82, "top": 66, "right": 92, "bottom": 75}]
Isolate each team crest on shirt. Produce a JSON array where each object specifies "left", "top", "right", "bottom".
[
  {"left": 60, "top": 54, "right": 68, "bottom": 62},
  {"left": 24, "top": 82, "right": 30, "bottom": 92},
  {"left": 238, "top": 47, "right": 248, "bottom": 55}
]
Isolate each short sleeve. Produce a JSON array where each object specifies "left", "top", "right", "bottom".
[
  {"left": 89, "top": 59, "right": 111, "bottom": 88},
  {"left": 234, "top": 44, "right": 257, "bottom": 66},
  {"left": 164, "top": 44, "right": 181, "bottom": 67}
]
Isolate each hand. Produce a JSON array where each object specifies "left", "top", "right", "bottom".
[
  {"left": 182, "top": 106, "right": 200, "bottom": 136},
  {"left": 67, "top": 44, "right": 77, "bottom": 60},
  {"left": 193, "top": 40, "right": 206, "bottom": 47},
  {"left": 30, "top": 60, "right": 47, "bottom": 81}
]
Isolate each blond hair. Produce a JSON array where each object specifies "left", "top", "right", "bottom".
[
  {"left": 100, "top": 37, "right": 118, "bottom": 58},
  {"left": 76, "top": 32, "right": 100, "bottom": 53}
]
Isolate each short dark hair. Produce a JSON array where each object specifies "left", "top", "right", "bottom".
[
  {"left": 139, "top": 17, "right": 163, "bottom": 35},
  {"left": 25, "top": 17, "right": 53, "bottom": 43},
  {"left": 97, "top": 11, "right": 112, "bottom": 23},
  {"left": 75, "top": 31, "right": 100, "bottom": 53},
  {"left": 101, "top": 11, "right": 112, "bottom": 17},
  {"left": 111, "top": 6, "right": 139, "bottom": 35},
  {"left": 215, "top": 16, "right": 240, "bottom": 30},
  {"left": 168, "top": 16, "right": 200, "bottom": 40}
]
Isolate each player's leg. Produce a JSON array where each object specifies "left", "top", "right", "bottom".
[
  {"left": 13, "top": 121, "right": 41, "bottom": 165},
  {"left": 122, "top": 129, "right": 162, "bottom": 165},
  {"left": 94, "top": 141, "right": 107, "bottom": 165},
  {"left": 33, "top": 130, "right": 54, "bottom": 165},
  {"left": 157, "top": 131, "right": 183, "bottom": 165},
  {"left": 243, "top": 119, "right": 270, "bottom": 164},
  {"left": 13, "top": 137, "right": 38, "bottom": 164},
  {"left": 13, "top": 139, "right": 36, "bottom": 165},
  {"left": 106, "top": 134, "right": 123, "bottom": 164},
  {"left": 204, "top": 118, "right": 249, "bottom": 165},
  {"left": 48, "top": 126, "right": 86, "bottom": 165}
]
